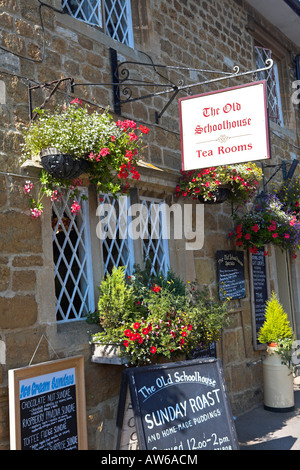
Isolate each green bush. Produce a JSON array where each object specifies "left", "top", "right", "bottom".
[{"left": 258, "top": 292, "right": 294, "bottom": 345}]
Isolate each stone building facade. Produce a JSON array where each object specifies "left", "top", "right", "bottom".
[{"left": 0, "top": 0, "right": 299, "bottom": 450}]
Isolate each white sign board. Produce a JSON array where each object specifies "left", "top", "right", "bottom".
[{"left": 179, "top": 81, "right": 270, "bottom": 171}]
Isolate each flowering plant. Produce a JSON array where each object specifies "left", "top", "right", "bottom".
[
  {"left": 90, "top": 265, "right": 229, "bottom": 366},
  {"left": 22, "top": 100, "right": 149, "bottom": 218},
  {"left": 175, "top": 162, "right": 262, "bottom": 204},
  {"left": 229, "top": 192, "right": 300, "bottom": 257}
]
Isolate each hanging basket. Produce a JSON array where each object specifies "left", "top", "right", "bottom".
[
  {"left": 198, "top": 186, "right": 230, "bottom": 204},
  {"left": 40, "top": 148, "right": 88, "bottom": 179}
]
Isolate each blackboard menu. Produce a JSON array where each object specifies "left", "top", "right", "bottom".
[
  {"left": 9, "top": 356, "right": 87, "bottom": 450},
  {"left": 251, "top": 248, "right": 268, "bottom": 344},
  {"left": 19, "top": 368, "right": 78, "bottom": 450},
  {"left": 217, "top": 250, "right": 246, "bottom": 300},
  {"left": 116, "top": 358, "right": 239, "bottom": 450}
]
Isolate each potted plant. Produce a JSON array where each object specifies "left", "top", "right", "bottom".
[
  {"left": 89, "top": 265, "right": 229, "bottom": 366},
  {"left": 258, "top": 292, "right": 295, "bottom": 411},
  {"left": 229, "top": 193, "right": 300, "bottom": 258},
  {"left": 90, "top": 266, "right": 139, "bottom": 364},
  {"left": 174, "top": 162, "right": 262, "bottom": 204},
  {"left": 21, "top": 100, "right": 149, "bottom": 218}
]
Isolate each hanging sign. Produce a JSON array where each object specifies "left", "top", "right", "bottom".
[
  {"left": 115, "top": 358, "right": 239, "bottom": 450},
  {"left": 9, "top": 356, "right": 87, "bottom": 450},
  {"left": 179, "top": 80, "right": 270, "bottom": 170}
]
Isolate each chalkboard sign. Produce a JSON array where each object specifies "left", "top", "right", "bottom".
[
  {"left": 217, "top": 250, "right": 246, "bottom": 300},
  {"left": 116, "top": 358, "right": 239, "bottom": 450},
  {"left": 9, "top": 356, "right": 87, "bottom": 450},
  {"left": 250, "top": 248, "right": 269, "bottom": 349}
]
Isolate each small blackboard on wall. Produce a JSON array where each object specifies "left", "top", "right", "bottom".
[
  {"left": 115, "top": 358, "right": 239, "bottom": 451},
  {"left": 217, "top": 250, "right": 246, "bottom": 300},
  {"left": 9, "top": 356, "right": 87, "bottom": 450},
  {"left": 249, "top": 248, "right": 270, "bottom": 349}
]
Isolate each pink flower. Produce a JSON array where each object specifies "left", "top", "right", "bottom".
[
  {"left": 245, "top": 233, "right": 251, "bottom": 240},
  {"left": 70, "top": 97, "right": 82, "bottom": 105},
  {"left": 30, "top": 208, "right": 43, "bottom": 219},
  {"left": 24, "top": 181, "right": 33, "bottom": 194},
  {"left": 71, "top": 200, "right": 81, "bottom": 215},
  {"left": 50, "top": 190, "right": 59, "bottom": 201},
  {"left": 284, "top": 233, "right": 290, "bottom": 239},
  {"left": 251, "top": 224, "right": 259, "bottom": 232},
  {"left": 99, "top": 148, "right": 110, "bottom": 157},
  {"left": 272, "top": 233, "right": 278, "bottom": 238},
  {"left": 128, "top": 132, "right": 138, "bottom": 142}
]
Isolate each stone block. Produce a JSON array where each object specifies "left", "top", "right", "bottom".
[
  {"left": 0, "top": 295, "right": 37, "bottom": 329},
  {"left": 194, "top": 258, "right": 215, "bottom": 284},
  {"left": 5, "top": 327, "right": 48, "bottom": 369},
  {"left": 12, "top": 270, "right": 36, "bottom": 292},
  {"left": 12, "top": 255, "right": 43, "bottom": 267},
  {"left": 0, "top": 211, "right": 42, "bottom": 254},
  {"left": 0, "top": 256, "right": 10, "bottom": 292}
]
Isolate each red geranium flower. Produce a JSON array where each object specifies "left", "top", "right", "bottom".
[{"left": 151, "top": 285, "right": 161, "bottom": 293}]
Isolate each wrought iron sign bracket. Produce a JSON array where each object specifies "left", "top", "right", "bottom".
[
  {"left": 258, "top": 159, "right": 299, "bottom": 196},
  {"left": 27, "top": 49, "right": 273, "bottom": 124},
  {"left": 103, "top": 48, "right": 274, "bottom": 123}
]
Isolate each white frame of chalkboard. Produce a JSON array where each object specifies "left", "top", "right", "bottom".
[
  {"left": 249, "top": 248, "right": 270, "bottom": 351},
  {"left": 8, "top": 355, "right": 88, "bottom": 450},
  {"left": 115, "top": 358, "right": 239, "bottom": 450}
]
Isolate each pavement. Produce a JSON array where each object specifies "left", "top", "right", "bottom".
[{"left": 235, "top": 384, "right": 300, "bottom": 450}]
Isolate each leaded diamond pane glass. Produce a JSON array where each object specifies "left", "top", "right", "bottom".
[
  {"left": 140, "top": 197, "right": 170, "bottom": 277},
  {"left": 62, "top": 0, "right": 103, "bottom": 27},
  {"left": 52, "top": 189, "right": 94, "bottom": 322},
  {"left": 98, "top": 194, "right": 134, "bottom": 275},
  {"left": 104, "top": 0, "right": 133, "bottom": 46}
]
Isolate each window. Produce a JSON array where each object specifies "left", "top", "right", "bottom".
[
  {"left": 104, "top": 0, "right": 134, "bottom": 47},
  {"left": 255, "top": 46, "right": 283, "bottom": 126},
  {"left": 97, "top": 194, "right": 169, "bottom": 277},
  {"left": 52, "top": 191, "right": 169, "bottom": 322},
  {"left": 98, "top": 193, "right": 134, "bottom": 276},
  {"left": 62, "top": 0, "right": 134, "bottom": 47},
  {"left": 139, "top": 197, "right": 170, "bottom": 277},
  {"left": 52, "top": 189, "right": 94, "bottom": 322}
]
